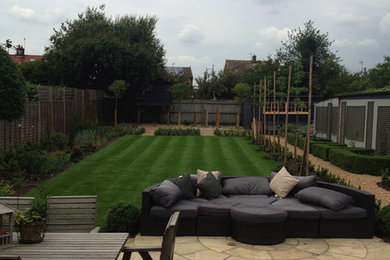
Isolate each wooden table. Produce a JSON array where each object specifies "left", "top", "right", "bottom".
[{"left": 0, "top": 232, "right": 128, "bottom": 260}]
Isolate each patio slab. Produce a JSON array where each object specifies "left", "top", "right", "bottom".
[{"left": 117, "top": 235, "right": 390, "bottom": 260}]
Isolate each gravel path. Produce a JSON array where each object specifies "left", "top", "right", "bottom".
[{"left": 278, "top": 137, "right": 390, "bottom": 206}]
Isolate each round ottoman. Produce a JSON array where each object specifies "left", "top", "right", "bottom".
[{"left": 231, "top": 205, "right": 287, "bottom": 245}]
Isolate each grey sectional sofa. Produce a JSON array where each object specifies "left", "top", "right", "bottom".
[{"left": 140, "top": 174, "right": 374, "bottom": 240}]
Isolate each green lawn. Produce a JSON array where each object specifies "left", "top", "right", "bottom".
[{"left": 27, "top": 136, "right": 279, "bottom": 227}]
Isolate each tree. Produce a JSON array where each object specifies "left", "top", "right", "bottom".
[
  {"left": 195, "top": 67, "right": 228, "bottom": 99},
  {"left": 232, "top": 83, "right": 251, "bottom": 103},
  {"left": 108, "top": 80, "right": 129, "bottom": 128},
  {"left": 172, "top": 82, "right": 192, "bottom": 100},
  {"left": 276, "top": 20, "right": 347, "bottom": 98},
  {"left": 0, "top": 47, "right": 26, "bottom": 121},
  {"left": 44, "top": 6, "right": 166, "bottom": 98}
]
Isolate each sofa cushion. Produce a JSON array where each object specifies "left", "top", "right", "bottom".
[
  {"left": 270, "top": 197, "right": 320, "bottom": 219},
  {"left": 150, "top": 200, "right": 201, "bottom": 218},
  {"left": 197, "top": 169, "right": 221, "bottom": 196},
  {"left": 198, "top": 203, "right": 233, "bottom": 216},
  {"left": 295, "top": 187, "right": 353, "bottom": 212},
  {"left": 197, "top": 172, "right": 223, "bottom": 199},
  {"left": 269, "top": 167, "right": 299, "bottom": 198},
  {"left": 231, "top": 205, "right": 287, "bottom": 224},
  {"left": 315, "top": 205, "right": 367, "bottom": 219},
  {"left": 222, "top": 177, "right": 272, "bottom": 195},
  {"left": 269, "top": 172, "right": 317, "bottom": 195},
  {"left": 149, "top": 180, "right": 183, "bottom": 208},
  {"left": 227, "top": 195, "right": 277, "bottom": 206},
  {"left": 170, "top": 174, "right": 195, "bottom": 199}
]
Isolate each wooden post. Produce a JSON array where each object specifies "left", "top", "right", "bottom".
[
  {"left": 216, "top": 105, "right": 220, "bottom": 127},
  {"left": 300, "top": 56, "right": 313, "bottom": 176},
  {"left": 82, "top": 89, "right": 85, "bottom": 121},
  {"left": 236, "top": 111, "right": 240, "bottom": 127},
  {"left": 178, "top": 112, "right": 181, "bottom": 126},
  {"left": 63, "top": 87, "right": 66, "bottom": 134},
  {"left": 284, "top": 65, "right": 292, "bottom": 165},
  {"left": 205, "top": 110, "right": 208, "bottom": 126},
  {"left": 263, "top": 76, "right": 267, "bottom": 145},
  {"left": 193, "top": 113, "right": 197, "bottom": 126},
  {"left": 273, "top": 71, "right": 276, "bottom": 153}
]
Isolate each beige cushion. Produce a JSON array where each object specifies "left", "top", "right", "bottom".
[
  {"left": 196, "top": 169, "right": 221, "bottom": 196},
  {"left": 269, "top": 167, "right": 299, "bottom": 198}
]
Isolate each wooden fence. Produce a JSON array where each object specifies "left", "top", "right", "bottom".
[
  {"left": 0, "top": 86, "right": 103, "bottom": 150},
  {"left": 169, "top": 100, "right": 241, "bottom": 126}
]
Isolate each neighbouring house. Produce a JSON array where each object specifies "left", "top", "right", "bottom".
[
  {"left": 224, "top": 55, "right": 262, "bottom": 74},
  {"left": 165, "top": 66, "right": 193, "bottom": 87},
  {"left": 9, "top": 45, "right": 43, "bottom": 64},
  {"left": 313, "top": 90, "right": 390, "bottom": 154}
]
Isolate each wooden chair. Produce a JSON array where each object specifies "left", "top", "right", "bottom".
[{"left": 122, "top": 211, "right": 180, "bottom": 260}]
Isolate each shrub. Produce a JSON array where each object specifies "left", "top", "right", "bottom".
[
  {"left": 40, "top": 132, "right": 67, "bottom": 152},
  {"left": 376, "top": 204, "right": 390, "bottom": 238},
  {"left": 0, "top": 180, "right": 14, "bottom": 196},
  {"left": 381, "top": 168, "right": 390, "bottom": 187},
  {"left": 214, "top": 128, "right": 251, "bottom": 137},
  {"left": 311, "top": 143, "right": 347, "bottom": 161},
  {"left": 74, "top": 129, "right": 96, "bottom": 152},
  {"left": 105, "top": 201, "right": 140, "bottom": 236},
  {"left": 154, "top": 128, "right": 200, "bottom": 136},
  {"left": 329, "top": 148, "right": 390, "bottom": 175}
]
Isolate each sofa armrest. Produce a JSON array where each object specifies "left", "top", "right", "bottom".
[{"left": 317, "top": 181, "right": 375, "bottom": 220}]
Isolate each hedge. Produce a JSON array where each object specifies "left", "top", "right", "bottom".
[
  {"left": 329, "top": 148, "right": 390, "bottom": 175},
  {"left": 154, "top": 128, "right": 200, "bottom": 136},
  {"left": 311, "top": 143, "right": 347, "bottom": 161}
]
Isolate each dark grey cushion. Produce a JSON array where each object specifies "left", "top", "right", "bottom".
[
  {"left": 197, "top": 172, "right": 223, "bottom": 199},
  {"left": 295, "top": 187, "right": 353, "bottom": 211},
  {"left": 315, "top": 205, "right": 367, "bottom": 219},
  {"left": 270, "top": 172, "right": 317, "bottom": 195},
  {"left": 227, "top": 195, "right": 277, "bottom": 206},
  {"left": 198, "top": 203, "right": 233, "bottom": 216},
  {"left": 170, "top": 174, "right": 195, "bottom": 199},
  {"left": 270, "top": 198, "right": 320, "bottom": 219},
  {"left": 149, "top": 180, "right": 183, "bottom": 208},
  {"left": 223, "top": 177, "right": 272, "bottom": 195}
]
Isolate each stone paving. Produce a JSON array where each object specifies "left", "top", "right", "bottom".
[{"left": 118, "top": 235, "right": 390, "bottom": 260}]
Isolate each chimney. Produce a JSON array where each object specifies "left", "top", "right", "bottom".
[
  {"left": 15, "top": 45, "right": 25, "bottom": 56},
  {"left": 252, "top": 54, "right": 257, "bottom": 63}
]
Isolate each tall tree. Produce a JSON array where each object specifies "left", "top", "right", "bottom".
[
  {"left": 44, "top": 6, "right": 165, "bottom": 98},
  {"left": 276, "top": 20, "right": 347, "bottom": 98},
  {"left": 0, "top": 47, "right": 26, "bottom": 121}
]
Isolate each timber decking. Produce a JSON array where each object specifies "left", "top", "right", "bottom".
[{"left": 0, "top": 232, "right": 128, "bottom": 260}]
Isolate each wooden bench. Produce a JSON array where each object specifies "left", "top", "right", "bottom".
[
  {"left": 0, "top": 197, "right": 34, "bottom": 211},
  {"left": 46, "top": 195, "right": 98, "bottom": 233},
  {"left": 0, "top": 195, "right": 98, "bottom": 233}
]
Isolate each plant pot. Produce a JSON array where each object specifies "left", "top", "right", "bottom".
[{"left": 16, "top": 220, "right": 46, "bottom": 244}]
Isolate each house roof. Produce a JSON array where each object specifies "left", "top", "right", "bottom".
[
  {"left": 10, "top": 54, "right": 43, "bottom": 64},
  {"left": 165, "top": 66, "right": 193, "bottom": 79}
]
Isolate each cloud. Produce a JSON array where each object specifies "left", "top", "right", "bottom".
[
  {"left": 379, "top": 12, "right": 390, "bottom": 35},
  {"left": 169, "top": 55, "right": 210, "bottom": 65},
  {"left": 357, "top": 38, "right": 378, "bottom": 47},
  {"left": 255, "top": 26, "right": 289, "bottom": 49},
  {"left": 178, "top": 24, "right": 204, "bottom": 44},
  {"left": 336, "top": 13, "right": 368, "bottom": 25},
  {"left": 10, "top": 6, "right": 35, "bottom": 20},
  {"left": 334, "top": 39, "right": 353, "bottom": 47}
]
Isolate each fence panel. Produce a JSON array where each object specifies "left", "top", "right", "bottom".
[{"left": 0, "top": 86, "right": 102, "bottom": 150}]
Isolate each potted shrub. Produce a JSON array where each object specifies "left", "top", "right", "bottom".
[{"left": 14, "top": 193, "right": 47, "bottom": 244}]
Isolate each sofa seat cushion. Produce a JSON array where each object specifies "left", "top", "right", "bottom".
[
  {"left": 223, "top": 177, "right": 272, "bottom": 195},
  {"left": 315, "top": 205, "right": 368, "bottom": 219},
  {"left": 270, "top": 198, "right": 320, "bottom": 219},
  {"left": 227, "top": 195, "right": 277, "bottom": 206},
  {"left": 150, "top": 200, "right": 200, "bottom": 218},
  {"left": 198, "top": 203, "right": 234, "bottom": 216},
  {"left": 231, "top": 205, "right": 287, "bottom": 224}
]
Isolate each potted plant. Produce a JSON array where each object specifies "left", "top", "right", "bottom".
[{"left": 14, "top": 192, "right": 47, "bottom": 244}]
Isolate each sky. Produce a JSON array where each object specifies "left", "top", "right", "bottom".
[{"left": 1, "top": 0, "right": 390, "bottom": 80}]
